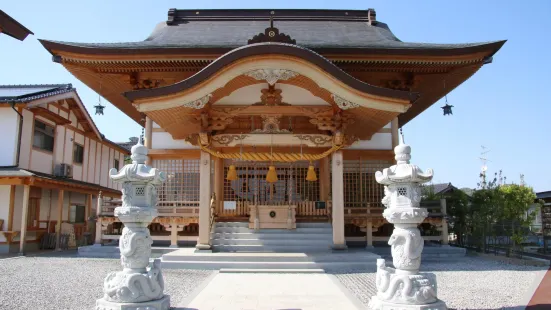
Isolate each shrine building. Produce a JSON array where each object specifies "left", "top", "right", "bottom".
[{"left": 40, "top": 9, "right": 505, "bottom": 251}]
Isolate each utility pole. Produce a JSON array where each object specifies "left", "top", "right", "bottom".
[{"left": 479, "top": 146, "right": 491, "bottom": 188}]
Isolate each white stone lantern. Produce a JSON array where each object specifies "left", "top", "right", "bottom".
[
  {"left": 96, "top": 142, "right": 170, "bottom": 310},
  {"left": 369, "top": 137, "right": 447, "bottom": 310}
]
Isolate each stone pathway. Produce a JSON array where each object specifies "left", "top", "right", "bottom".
[
  {"left": 527, "top": 267, "right": 551, "bottom": 309},
  {"left": 178, "top": 272, "right": 364, "bottom": 310}
]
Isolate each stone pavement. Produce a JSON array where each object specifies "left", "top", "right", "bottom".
[
  {"left": 178, "top": 272, "right": 364, "bottom": 310},
  {"left": 526, "top": 267, "right": 551, "bottom": 309}
]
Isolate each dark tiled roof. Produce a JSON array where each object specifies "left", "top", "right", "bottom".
[
  {"left": 0, "top": 10, "right": 33, "bottom": 41},
  {"left": 40, "top": 9, "right": 504, "bottom": 55},
  {"left": 0, "top": 84, "right": 73, "bottom": 103},
  {"left": 422, "top": 183, "right": 464, "bottom": 196},
  {"left": 536, "top": 191, "right": 551, "bottom": 200}
]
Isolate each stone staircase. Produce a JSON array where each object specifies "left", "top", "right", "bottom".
[
  {"left": 211, "top": 222, "right": 333, "bottom": 253},
  {"left": 160, "top": 248, "right": 380, "bottom": 271},
  {"left": 159, "top": 222, "right": 381, "bottom": 271}
]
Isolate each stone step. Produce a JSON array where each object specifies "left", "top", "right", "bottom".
[
  {"left": 162, "top": 249, "right": 381, "bottom": 263},
  {"left": 214, "top": 222, "right": 250, "bottom": 228},
  {"left": 219, "top": 268, "right": 326, "bottom": 274},
  {"left": 211, "top": 244, "right": 333, "bottom": 253},
  {"left": 213, "top": 227, "right": 332, "bottom": 234},
  {"left": 211, "top": 232, "right": 332, "bottom": 240},
  {"left": 161, "top": 259, "right": 375, "bottom": 270},
  {"left": 214, "top": 222, "right": 331, "bottom": 229},
  {"left": 211, "top": 238, "right": 331, "bottom": 246},
  {"left": 295, "top": 223, "right": 332, "bottom": 228}
]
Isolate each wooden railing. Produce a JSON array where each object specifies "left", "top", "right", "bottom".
[
  {"left": 100, "top": 201, "right": 200, "bottom": 218},
  {"left": 217, "top": 200, "right": 331, "bottom": 219}
]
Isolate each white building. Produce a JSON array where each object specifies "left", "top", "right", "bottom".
[{"left": 0, "top": 84, "right": 129, "bottom": 254}]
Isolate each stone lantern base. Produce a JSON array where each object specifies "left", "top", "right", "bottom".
[
  {"left": 96, "top": 295, "right": 170, "bottom": 310},
  {"left": 369, "top": 298, "right": 447, "bottom": 310}
]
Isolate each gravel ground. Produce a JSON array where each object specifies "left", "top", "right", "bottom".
[
  {"left": 332, "top": 256, "right": 547, "bottom": 310},
  {"left": 0, "top": 252, "right": 213, "bottom": 310}
]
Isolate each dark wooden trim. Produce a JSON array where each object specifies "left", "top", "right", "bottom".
[
  {"left": 0, "top": 10, "right": 33, "bottom": 41},
  {"left": 39, "top": 39, "right": 506, "bottom": 58}
]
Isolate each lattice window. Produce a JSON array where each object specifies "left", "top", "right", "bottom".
[
  {"left": 342, "top": 160, "right": 391, "bottom": 208},
  {"left": 223, "top": 160, "right": 319, "bottom": 204},
  {"left": 397, "top": 187, "right": 407, "bottom": 197},
  {"left": 153, "top": 159, "right": 200, "bottom": 207},
  {"left": 135, "top": 187, "right": 145, "bottom": 196}
]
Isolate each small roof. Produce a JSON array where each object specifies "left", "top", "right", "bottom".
[
  {"left": 0, "top": 84, "right": 73, "bottom": 102},
  {"left": 0, "top": 10, "right": 33, "bottom": 41},
  {"left": 536, "top": 191, "right": 551, "bottom": 200},
  {"left": 0, "top": 168, "right": 121, "bottom": 197},
  {"left": 40, "top": 9, "right": 505, "bottom": 56},
  {"left": 423, "top": 182, "right": 464, "bottom": 196}
]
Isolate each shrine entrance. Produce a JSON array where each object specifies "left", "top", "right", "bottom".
[{"left": 218, "top": 160, "right": 327, "bottom": 227}]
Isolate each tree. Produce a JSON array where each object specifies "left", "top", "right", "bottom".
[
  {"left": 445, "top": 189, "right": 470, "bottom": 246},
  {"left": 499, "top": 184, "right": 538, "bottom": 250},
  {"left": 469, "top": 172, "right": 503, "bottom": 251}
]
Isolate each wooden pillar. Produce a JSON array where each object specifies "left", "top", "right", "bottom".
[
  {"left": 85, "top": 194, "right": 92, "bottom": 232},
  {"left": 214, "top": 157, "right": 224, "bottom": 214},
  {"left": 331, "top": 151, "right": 347, "bottom": 250},
  {"left": 319, "top": 157, "right": 330, "bottom": 201},
  {"left": 144, "top": 116, "right": 153, "bottom": 165},
  {"left": 18, "top": 185, "right": 30, "bottom": 255},
  {"left": 391, "top": 117, "right": 399, "bottom": 149},
  {"left": 196, "top": 151, "right": 212, "bottom": 250},
  {"left": 55, "top": 189, "right": 64, "bottom": 251},
  {"left": 366, "top": 223, "right": 374, "bottom": 249},
  {"left": 7, "top": 185, "right": 16, "bottom": 231},
  {"left": 145, "top": 117, "right": 153, "bottom": 149},
  {"left": 441, "top": 198, "right": 449, "bottom": 246},
  {"left": 94, "top": 192, "right": 103, "bottom": 245}
]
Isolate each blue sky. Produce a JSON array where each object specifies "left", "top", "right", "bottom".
[{"left": 1, "top": 1, "right": 550, "bottom": 192}]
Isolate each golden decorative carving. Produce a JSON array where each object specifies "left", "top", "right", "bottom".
[
  {"left": 251, "top": 115, "right": 290, "bottom": 134},
  {"left": 244, "top": 69, "right": 298, "bottom": 86},
  {"left": 294, "top": 134, "right": 333, "bottom": 146},
  {"left": 211, "top": 134, "right": 248, "bottom": 146}
]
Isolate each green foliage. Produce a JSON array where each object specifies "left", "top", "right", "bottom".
[{"left": 453, "top": 170, "right": 541, "bottom": 252}]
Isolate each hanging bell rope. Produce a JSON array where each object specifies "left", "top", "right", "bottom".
[
  {"left": 266, "top": 133, "right": 278, "bottom": 183},
  {"left": 225, "top": 134, "right": 243, "bottom": 181},
  {"left": 199, "top": 141, "right": 343, "bottom": 162}
]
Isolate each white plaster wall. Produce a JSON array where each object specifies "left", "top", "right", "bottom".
[
  {"left": 54, "top": 126, "right": 65, "bottom": 165},
  {"left": 152, "top": 132, "right": 198, "bottom": 149},
  {"left": 73, "top": 164, "right": 83, "bottom": 181},
  {"left": 100, "top": 145, "right": 110, "bottom": 187},
  {"left": 18, "top": 109, "right": 34, "bottom": 169},
  {"left": 0, "top": 108, "right": 19, "bottom": 166},
  {"left": 153, "top": 121, "right": 160, "bottom": 128},
  {"left": 0, "top": 186, "right": 11, "bottom": 242},
  {"left": 48, "top": 105, "right": 57, "bottom": 113},
  {"left": 69, "top": 112, "right": 78, "bottom": 128},
  {"left": 82, "top": 138, "right": 89, "bottom": 182},
  {"left": 88, "top": 140, "right": 97, "bottom": 184},
  {"left": 30, "top": 150, "right": 53, "bottom": 174},
  {"left": 384, "top": 122, "right": 392, "bottom": 129},
  {"left": 94, "top": 143, "right": 102, "bottom": 184},
  {"left": 63, "top": 129, "right": 74, "bottom": 165},
  {"left": 345, "top": 133, "right": 392, "bottom": 150}
]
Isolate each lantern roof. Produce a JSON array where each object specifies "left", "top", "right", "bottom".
[
  {"left": 375, "top": 136, "right": 434, "bottom": 185},
  {"left": 109, "top": 141, "right": 166, "bottom": 184}
]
